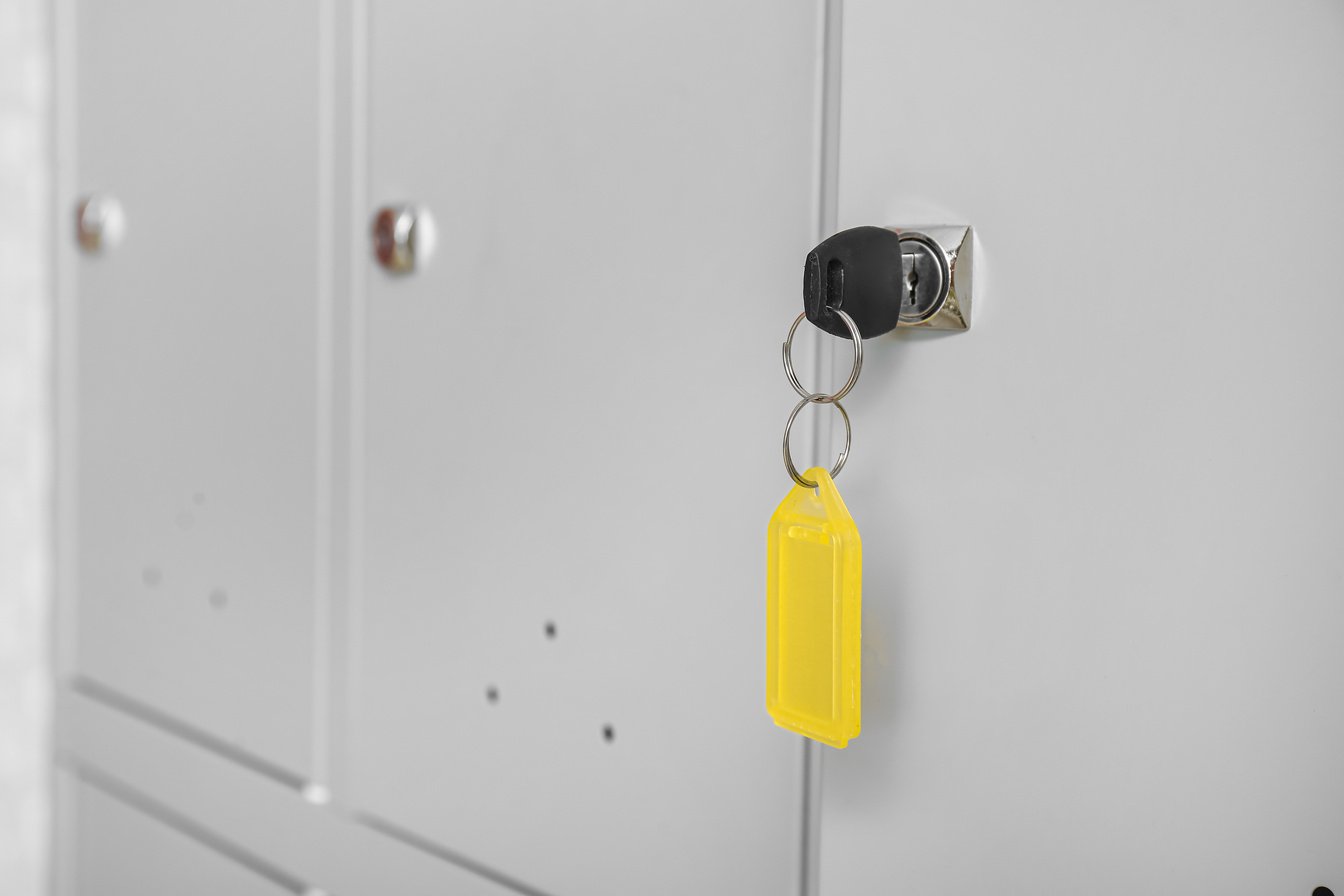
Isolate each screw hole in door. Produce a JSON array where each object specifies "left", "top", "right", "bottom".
[
  {"left": 485, "top": 685, "right": 499, "bottom": 705},
  {"left": 602, "top": 724, "right": 615, "bottom": 743},
  {"left": 544, "top": 621, "right": 557, "bottom": 640}
]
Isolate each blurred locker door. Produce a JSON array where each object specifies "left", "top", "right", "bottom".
[
  {"left": 348, "top": 2, "right": 823, "bottom": 894},
  {"left": 63, "top": 0, "right": 329, "bottom": 781}
]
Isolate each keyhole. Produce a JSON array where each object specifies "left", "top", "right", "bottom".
[{"left": 907, "top": 265, "right": 919, "bottom": 306}]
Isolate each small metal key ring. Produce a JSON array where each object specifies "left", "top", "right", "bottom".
[
  {"left": 782, "top": 393, "right": 852, "bottom": 488},
  {"left": 783, "top": 308, "right": 863, "bottom": 403}
]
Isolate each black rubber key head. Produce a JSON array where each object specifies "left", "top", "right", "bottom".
[{"left": 803, "top": 225, "right": 905, "bottom": 340}]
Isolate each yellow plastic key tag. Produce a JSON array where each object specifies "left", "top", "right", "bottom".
[{"left": 766, "top": 467, "right": 861, "bottom": 748}]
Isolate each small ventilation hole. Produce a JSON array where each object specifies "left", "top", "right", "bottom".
[
  {"left": 544, "top": 621, "right": 557, "bottom": 639},
  {"left": 602, "top": 724, "right": 615, "bottom": 743},
  {"left": 485, "top": 685, "right": 499, "bottom": 705}
]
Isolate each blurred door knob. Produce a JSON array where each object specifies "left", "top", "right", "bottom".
[
  {"left": 75, "top": 194, "right": 125, "bottom": 253},
  {"left": 372, "top": 205, "right": 418, "bottom": 273}
]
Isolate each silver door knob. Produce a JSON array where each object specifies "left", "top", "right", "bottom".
[
  {"left": 371, "top": 205, "right": 418, "bottom": 273},
  {"left": 75, "top": 194, "right": 125, "bottom": 253}
]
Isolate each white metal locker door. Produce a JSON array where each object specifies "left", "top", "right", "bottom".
[
  {"left": 66, "top": 0, "right": 329, "bottom": 779},
  {"left": 351, "top": 2, "right": 822, "bottom": 894},
  {"left": 68, "top": 776, "right": 298, "bottom": 896},
  {"left": 821, "top": 1, "right": 1344, "bottom": 893}
]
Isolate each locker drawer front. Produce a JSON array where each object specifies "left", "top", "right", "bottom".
[{"left": 69, "top": 777, "right": 301, "bottom": 896}]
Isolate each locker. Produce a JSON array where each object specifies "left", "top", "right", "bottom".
[
  {"left": 819, "top": 1, "right": 1344, "bottom": 892},
  {"left": 45, "top": 1, "right": 1344, "bottom": 894},
  {"left": 67, "top": 0, "right": 327, "bottom": 777},
  {"left": 349, "top": 2, "right": 819, "bottom": 893}
]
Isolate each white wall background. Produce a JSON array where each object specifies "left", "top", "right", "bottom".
[{"left": 0, "top": 0, "right": 51, "bottom": 893}]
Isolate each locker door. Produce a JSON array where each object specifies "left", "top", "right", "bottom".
[
  {"left": 352, "top": 2, "right": 820, "bottom": 894},
  {"left": 820, "top": 1, "right": 1344, "bottom": 892},
  {"left": 69, "top": 778, "right": 298, "bottom": 896},
  {"left": 67, "top": 0, "right": 328, "bottom": 777}
]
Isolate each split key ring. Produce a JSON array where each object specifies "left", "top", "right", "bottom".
[{"left": 782, "top": 308, "right": 863, "bottom": 404}]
